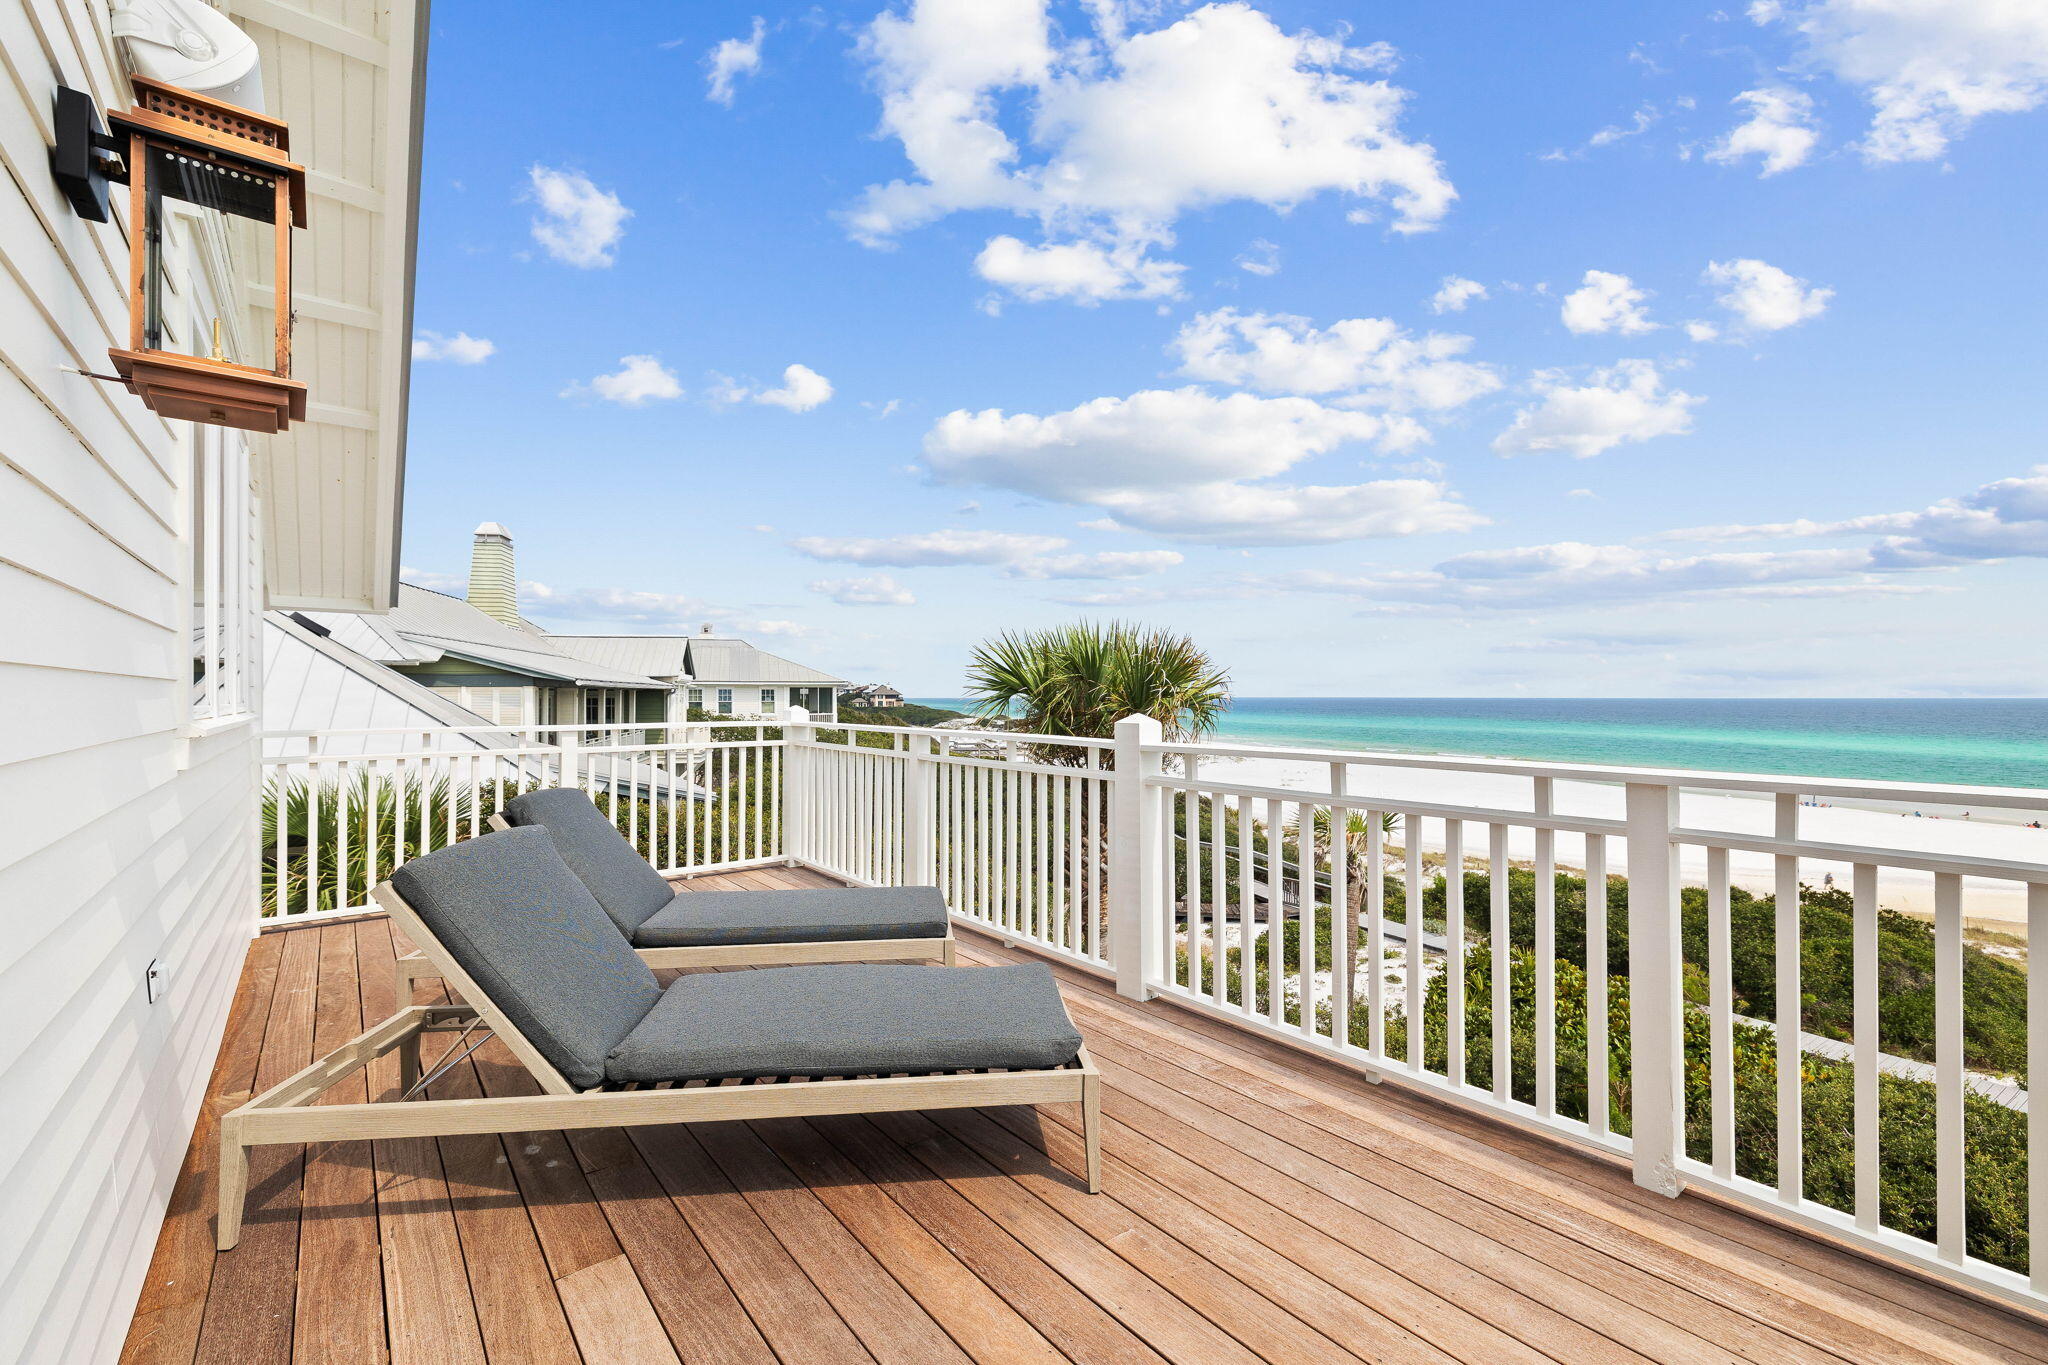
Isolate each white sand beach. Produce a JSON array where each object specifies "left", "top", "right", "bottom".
[{"left": 1195, "top": 752, "right": 2048, "bottom": 928}]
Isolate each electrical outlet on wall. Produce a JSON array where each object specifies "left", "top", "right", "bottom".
[{"left": 145, "top": 958, "right": 167, "bottom": 1004}]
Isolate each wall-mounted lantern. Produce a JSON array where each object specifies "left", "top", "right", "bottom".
[{"left": 58, "top": 77, "right": 309, "bottom": 433}]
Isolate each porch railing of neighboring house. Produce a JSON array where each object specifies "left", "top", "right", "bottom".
[{"left": 259, "top": 709, "right": 2048, "bottom": 1313}]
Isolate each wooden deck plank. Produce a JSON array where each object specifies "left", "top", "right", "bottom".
[
  {"left": 959, "top": 932, "right": 2048, "bottom": 1365},
  {"left": 554, "top": 1254, "right": 681, "bottom": 1364},
  {"left": 919, "top": 1104, "right": 1472, "bottom": 1365},
  {"left": 124, "top": 874, "right": 2048, "bottom": 1365},
  {"left": 558, "top": 1126, "right": 781, "bottom": 1365},
  {"left": 623, "top": 1123, "right": 878, "bottom": 1364},
  {"left": 684, "top": 1119, "right": 975, "bottom": 1365},
  {"left": 118, "top": 930, "right": 284, "bottom": 1365},
  {"left": 291, "top": 922, "right": 386, "bottom": 1365},
  {"left": 853, "top": 1109, "right": 1344, "bottom": 1365},
  {"left": 191, "top": 923, "right": 323, "bottom": 1365},
  {"left": 384, "top": 924, "right": 583, "bottom": 1365},
  {"left": 746, "top": 1115, "right": 1070, "bottom": 1364}
]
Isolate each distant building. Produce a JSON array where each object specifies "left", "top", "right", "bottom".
[
  {"left": 840, "top": 683, "right": 907, "bottom": 709},
  {"left": 552, "top": 625, "right": 845, "bottom": 721}
]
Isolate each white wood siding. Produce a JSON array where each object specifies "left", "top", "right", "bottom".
[{"left": 0, "top": 4, "right": 261, "bottom": 1361}]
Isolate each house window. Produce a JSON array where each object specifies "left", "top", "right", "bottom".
[
  {"left": 188, "top": 424, "right": 256, "bottom": 723},
  {"left": 717, "top": 688, "right": 733, "bottom": 715},
  {"left": 688, "top": 687, "right": 704, "bottom": 711},
  {"left": 761, "top": 687, "right": 776, "bottom": 714}
]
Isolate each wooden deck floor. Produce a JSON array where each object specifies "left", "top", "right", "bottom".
[{"left": 121, "top": 865, "right": 2048, "bottom": 1365}]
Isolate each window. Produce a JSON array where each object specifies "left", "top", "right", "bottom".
[
  {"left": 188, "top": 423, "right": 257, "bottom": 723},
  {"left": 761, "top": 687, "right": 776, "bottom": 714},
  {"left": 717, "top": 687, "right": 733, "bottom": 715},
  {"left": 688, "top": 687, "right": 704, "bottom": 710}
]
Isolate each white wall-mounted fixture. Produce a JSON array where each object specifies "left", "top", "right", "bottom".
[
  {"left": 145, "top": 958, "right": 167, "bottom": 1004},
  {"left": 112, "top": 0, "right": 265, "bottom": 111}
]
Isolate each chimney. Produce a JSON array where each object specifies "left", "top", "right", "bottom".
[{"left": 468, "top": 522, "right": 517, "bottom": 625}]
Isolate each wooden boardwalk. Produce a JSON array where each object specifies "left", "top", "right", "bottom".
[{"left": 121, "top": 866, "right": 2048, "bottom": 1364}]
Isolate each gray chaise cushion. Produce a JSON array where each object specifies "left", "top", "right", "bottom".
[
  {"left": 606, "top": 962, "right": 1083, "bottom": 1083},
  {"left": 390, "top": 826, "right": 660, "bottom": 1090},
  {"left": 635, "top": 885, "right": 950, "bottom": 947},
  {"left": 501, "top": 787, "right": 675, "bottom": 937}
]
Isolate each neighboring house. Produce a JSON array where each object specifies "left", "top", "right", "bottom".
[
  {"left": 292, "top": 582, "right": 670, "bottom": 731},
  {"left": 265, "top": 524, "right": 671, "bottom": 739},
  {"left": 3, "top": 4, "right": 428, "bottom": 1361},
  {"left": 552, "top": 626, "right": 846, "bottom": 721},
  {"left": 841, "top": 683, "right": 907, "bottom": 708}
]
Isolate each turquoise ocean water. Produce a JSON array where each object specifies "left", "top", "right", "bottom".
[{"left": 909, "top": 698, "right": 2048, "bottom": 791}]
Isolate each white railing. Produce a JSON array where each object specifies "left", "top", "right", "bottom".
[
  {"left": 257, "top": 708, "right": 2048, "bottom": 1311},
  {"left": 260, "top": 720, "right": 784, "bottom": 920},
  {"left": 786, "top": 718, "right": 1115, "bottom": 972}
]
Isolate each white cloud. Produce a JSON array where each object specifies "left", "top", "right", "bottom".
[
  {"left": 1005, "top": 550, "right": 1184, "bottom": 579},
  {"left": 713, "top": 363, "right": 835, "bottom": 411},
  {"left": 1429, "top": 276, "right": 1488, "bottom": 313},
  {"left": 706, "top": 17, "right": 766, "bottom": 106},
  {"left": 1706, "top": 87, "right": 1820, "bottom": 175},
  {"left": 849, "top": 1, "right": 1453, "bottom": 300},
  {"left": 930, "top": 386, "right": 1404, "bottom": 495},
  {"left": 811, "top": 575, "right": 916, "bottom": 605},
  {"left": 1685, "top": 320, "right": 1722, "bottom": 342},
  {"left": 1705, "top": 258, "right": 1833, "bottom": 331},
  {"left": 1755, "top": 0, "right": 2048, "bottom": 162},
  {"left": 1493, "top": 360, "right": 1701, "bottom": 458},
  {"left": 1560, "top": 270, "right": 1657, "bottom": 335},
  {"left": 1086, "top": 480, "right": 1487, "bottom": 546},
  {"left": 974, "top": 235, "right": 1183, "bottom": 304},
  {"left": 1663, "top": 467, "right": 2048, "bottom": 567},
  {"left": 1335, "top": 466, "right": 2048, "bottom": 611},
  {"left": 522, "top": 582, "right": 811, "bottom": 637},
  {"left": 1171, "top": 308, "right": 1500, "bottom": 413},
  {"left": 564, "top": 355, "right": 683, "bottom": 406},
  {"left": 527, "top": 166, "right": 630, "bottom": 268},
  {"left": 1235, "top": 238, "right": 1282, "bottom": 276},
  {"left": 758, "top": 363, "right": 835, "bottom": 411},
  {"left": 412, "top": 330, "right": 496, "bottom": 364},
  {"left": 790, "top": 528, "right": 1069, "bottom": 566},
  {"left": 924, "top": 385, "right": 1483, "bottom": 546}
]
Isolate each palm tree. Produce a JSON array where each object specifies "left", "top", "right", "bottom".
[
  {"left": 963, "top": 621, "right": 1230, "bottom": 765},
  {"left": 1289, "top": 806, "right": 1399, "bottom": 927}
]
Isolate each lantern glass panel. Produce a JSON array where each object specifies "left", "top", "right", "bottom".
[{"left": 141, "top": 143, "right": 278, "bottom": 367}]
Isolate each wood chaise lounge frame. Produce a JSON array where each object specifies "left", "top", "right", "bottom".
[
  {"left": 387, "top": 809, "right": 956, "bottom": 1006},
  {"left": 217, "top": 878, "right": 1098, "bottom": 1251}
]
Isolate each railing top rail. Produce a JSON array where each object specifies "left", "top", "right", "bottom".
[
  {"left": 1147, "top": 738, "right": 2048, "bottom": 809},
  {"left": 263, "top": 721, "right": 773, "bottom": 739},
  {"left": 806, "top": 722, "right": 1112, "bottom": 749}
]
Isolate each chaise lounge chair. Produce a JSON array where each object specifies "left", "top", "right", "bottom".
[
  {"left": 218, "top": 825, "right": 1099, "bottom": 1250},
  {"left": 392, "top": 786, "right": 955, "bottom": 1004}
]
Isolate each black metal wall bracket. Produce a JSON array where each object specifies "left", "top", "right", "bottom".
[{"left": 51, "top": 85, "right": 128, "bottom": 223}]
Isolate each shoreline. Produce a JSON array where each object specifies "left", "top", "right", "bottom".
[{"left": 1199, "top": 751, "right": 2048, "bottom": 928}]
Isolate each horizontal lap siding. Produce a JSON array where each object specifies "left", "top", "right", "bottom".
[{"left": 0, "top": 4, "right": 261, "bottom": 1363}]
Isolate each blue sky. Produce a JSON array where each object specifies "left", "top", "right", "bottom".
[{"left": 397, "top": 0, "right": 2048, "bottom": 697}]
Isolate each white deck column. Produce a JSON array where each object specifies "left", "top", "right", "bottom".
[
  {"left": 1112, "top": 714, "right": 1166, "bottom": 1000},
  {"left": 1626, "top": 780, "right": 1686, "bottom": 1197},
  {"left": 782, "top": 707, "right": 815, "bottom": 864}
]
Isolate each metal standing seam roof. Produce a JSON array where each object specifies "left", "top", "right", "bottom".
[{"left": 310, "top": 586, "right": 668, "bottom": 689}]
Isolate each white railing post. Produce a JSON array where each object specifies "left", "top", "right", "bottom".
[
  {"left": 1112, "top": 713, "right": 1165, "bottom": 1001},
  {"left": 903, "top": 732, "right": 933, "bottom": 886},
  {"left": 782, "top": 706, "right": 814, "bottom": 865},
  {"left": 557, "top": 728, "right": 581, "bottom": 790},
  {"left": 1625, "top": 781, "right": 1685, "bottom": 1197}
]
